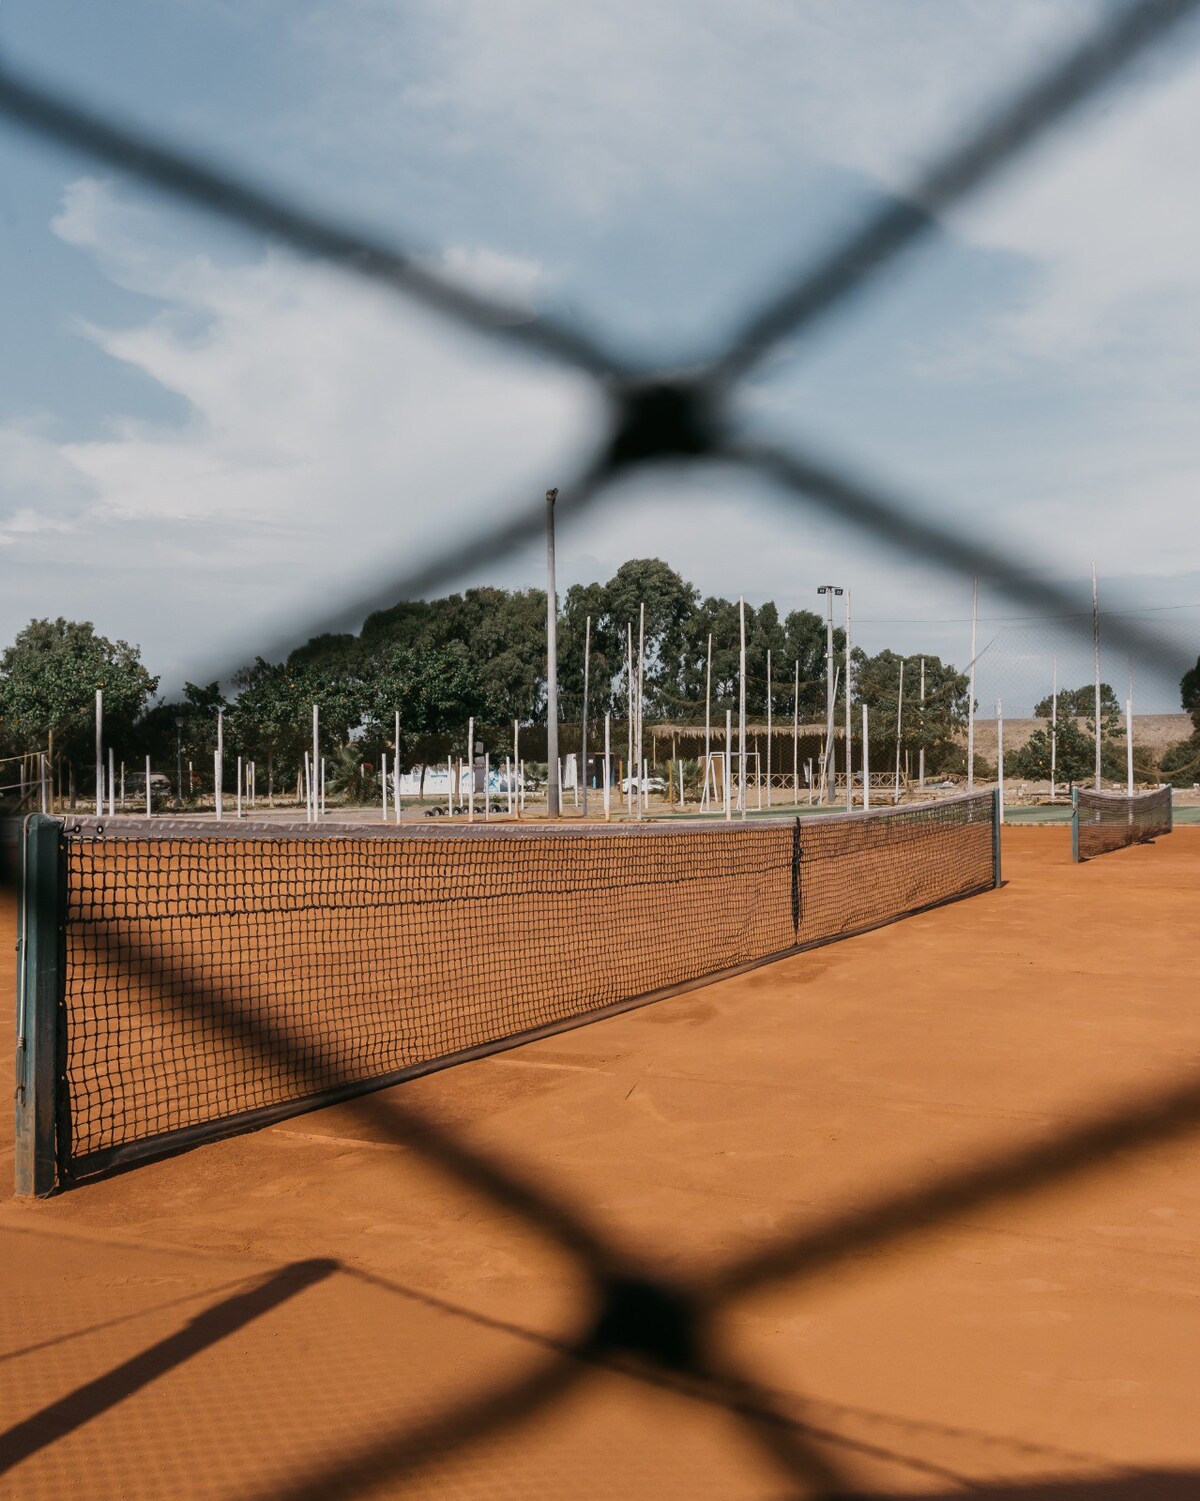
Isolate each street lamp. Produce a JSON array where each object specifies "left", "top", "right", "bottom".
[
  {"left": 817, "top": 585, "right": 843, "bottom": 803},
  {"left": 545, "top": 488, "right": 560, "bottom": 818}
]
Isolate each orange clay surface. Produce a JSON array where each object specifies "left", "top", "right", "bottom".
[{"left": 1, "top": 826, "right": 1198, "bottom": 1499}]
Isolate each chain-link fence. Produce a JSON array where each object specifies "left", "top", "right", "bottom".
[{"left": 3, "top": 3, "right": 1200, "bottom": 1496}]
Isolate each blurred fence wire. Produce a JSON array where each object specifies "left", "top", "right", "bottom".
[{"left": 3, "top": 2, "right": 1200, "bottom": 1496}]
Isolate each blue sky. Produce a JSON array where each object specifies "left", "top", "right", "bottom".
[{"left": 1, "top": 0, "right": 1199, "bottom": 712}]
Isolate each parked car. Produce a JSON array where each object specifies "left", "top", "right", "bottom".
[{"left": 620, "top": 774, "right": 667, "bottom": 795}]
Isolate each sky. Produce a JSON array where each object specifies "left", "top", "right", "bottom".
[{"left": 1, "top": 0, "right": 1199, "bottom": 714}]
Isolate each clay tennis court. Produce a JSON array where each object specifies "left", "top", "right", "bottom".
[{"left": 2, "top": 824, "right": 1198, "bottom": 1497}]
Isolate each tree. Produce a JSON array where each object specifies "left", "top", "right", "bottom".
[
  {"left": 851, "top": 650, "right": 968, "bottom": 768},
  {"left": 1181, "top": 655, "right": 1200, "bottom": 732},
  {"left": 1034, "top": 682, "right": 1121, "bottom": 728},
  {"left": 602, "top": 559, "right": 699, "bottom": 717},
  {"left": 1007, "top": 716, "right": 1094, "bottom": 782},
  {"left": 0, "top": 619, "right": 158, "bottom": 789},
  {"left": 1160, "top": 732, "right": 1200, "bottom": 788},
  {"left": 360, "top": 640, "right": 501, "bottom": 768}
]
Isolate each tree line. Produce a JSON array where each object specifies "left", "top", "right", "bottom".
[{"left": 2, "top": 557, "right": 1197, "bottom": 799}]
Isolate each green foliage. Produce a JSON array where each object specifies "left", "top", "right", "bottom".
[
  {"left": 1160, "top": 733, "right": 1200, "bottom": 788},
  {"left": 1182, "top": 656, "right": 1200, "bottom": 733},
  {"left": 1033, "top": 682, "right": 1121, "bottom": 731},
  {"left": 852, "top": 650, "right": 968, "bottom": 766},
  {"left": 324, "top": 743, "right": 376, "bottom": 803},
  {"left": 1005, "top": 715, "right": 1130, "bottom": 782},
  {"left": 0, "top": 617, "right": 158, "bottom": 761}
]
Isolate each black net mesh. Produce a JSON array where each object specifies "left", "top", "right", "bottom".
[
  {"left": 58, "top": 794, "right": 995, "bottom": 1174},
  {"left": 1073, "top": 786, "right": 1173, "bottom": 861}
]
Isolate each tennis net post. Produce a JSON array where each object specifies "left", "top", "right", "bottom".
[{"left": 15, "top": 814, "right": 64, "bottom": 1198}]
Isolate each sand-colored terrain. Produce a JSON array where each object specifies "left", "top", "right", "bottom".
[{"left": 2, "top": 827, "right": 1198, "bottom": 1497}]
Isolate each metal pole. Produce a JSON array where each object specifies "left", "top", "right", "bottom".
[
  {"left": 468, "top": 716, "right": 475, "bottom": 823},
  {"left": 704, "top": 632, "right": 712, "bottom": 798},
  {"left": 997, "top": 699, "right": 1005, "bottom": 824},
  {"left": 862, "top": 705, "right": 870, "bottom": 810},
  {"left": 513, "top": 719, "right": 521, "bottom": 821},
  {"left": 237, "top": 754, "right": 243, "bottom": 819},
  {"left": 545, "top": 488, "right": 560, "bottom": 818},
  {"left": 581, "top": 614, "right": 591, "bottom": 817},
  {"left": 1092, "top": 561, "right": 1102, "bottom": 790},
  {"left": 604, "top": 713, "right": 611, "bottom": 821},
  {"left": 627, "top": 623, "right": 634, "bottom": 818},
  {"left": 146, "top": 754, "right": 152, "bottom": 816},
  {"left": 216, "top": 707, "right": 225, "bottom": 821},
  {"left": 844, "top": 591, "right": 853, "bottom": 813},
  {"left": 381, "top": 751, "right": 388, "bottom": 822},
  {"left": 738, "top": 597, "right": 746, "bottom": 818},
  {"left": 310, "top": 704, "right": 318, "bottom": 823},
  {"left": 967, "top": 577, "right": 977, "bottom": 792},
  {"left": 918, "top": 657, "right": 926, "bottom": 793},
  {"left": 894, "top": 660, "right": 904, "bottom": 804},
  {"left": 792, "top": 659, "right": 799, "bottom": 806},
  {"left": 1126, "top": 697, "right": 1134, "bottom": 794},
  {"left": 766, "top": 647, "right": 772, "bottom": 808},
  {"left": 107, "top": 746, "right": 115, "bottom": 819},
  {"left": 1051, "top": 658, "right": 1058, "bottom": 802},
  {"left": 395, "top": 710, "right": 402, "bottom": 823},
  {"left": 95, "top": 688, "right": 103, "bottom": 817},
  {"left": 817, "top": 585, "right": 842, "bottom": 802},
  {"left": 724, "top": 708, "right": 732, "bottom": 821},
  {"left": 176, "top": 720, "right": 183, "bottom": 809},
  {"left": 636, "top": 603, "right": 645, "bottom": 820}
]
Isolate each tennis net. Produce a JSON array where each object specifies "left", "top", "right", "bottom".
[
  {"left": 1072, "top": 785, "right": 1173, "bottom": 862},
  {"left": 16, "top": 791, "right": 997, "bottom": 1186}
]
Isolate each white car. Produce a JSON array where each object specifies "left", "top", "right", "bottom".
[{"left": 620, "top": 774, "right": 668, "bottom": 794}]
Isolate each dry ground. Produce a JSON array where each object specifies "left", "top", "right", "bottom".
[{"left": 1, "top": 827, "right": 1198, "bottom": 1498}]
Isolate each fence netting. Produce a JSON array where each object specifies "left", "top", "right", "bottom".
[{"left": 4, "top": 2, "right": 1200, "bottom": 1496}]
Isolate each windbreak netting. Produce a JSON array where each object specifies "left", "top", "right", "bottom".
[
  {"left": 1074, "top": 786, "right": 1173, "bottom": 862},
  {"left": 58, "top": 792, "right": 996, "bottom": 1174}
]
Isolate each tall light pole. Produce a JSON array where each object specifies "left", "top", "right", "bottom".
[
  {"left": 545, "top": 488, "right": 560, "bottom": 818},
  {"left": 817, "top": 585, "right": 843, "bottom": 804}
]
